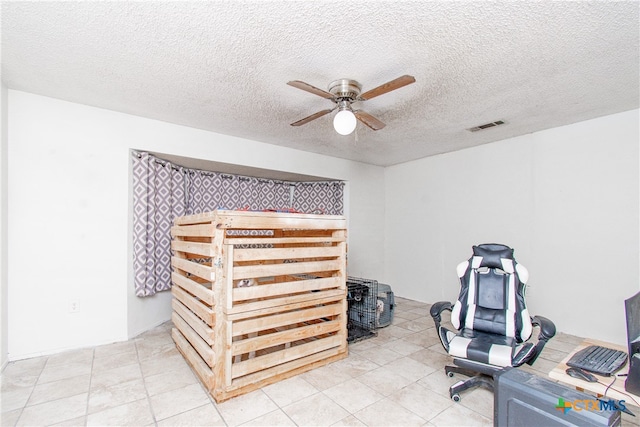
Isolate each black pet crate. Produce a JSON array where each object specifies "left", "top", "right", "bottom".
[
  {"left": 346, "top": 277, "right": 378, "bottom": 342},
  {"left": 376, "top": 283, "right": 395, "bottom": 328}
]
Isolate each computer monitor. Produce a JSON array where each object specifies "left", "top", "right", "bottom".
[{"left": 624, "top": 291, "right": 640, "bottom": 395}]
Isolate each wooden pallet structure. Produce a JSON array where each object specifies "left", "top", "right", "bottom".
[{"left": 170, "top": 209, "right": 348, "bottom": 402}]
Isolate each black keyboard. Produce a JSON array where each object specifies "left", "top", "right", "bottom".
[{"left": 567, "top": 345, "right": 628, "bottom": 376}]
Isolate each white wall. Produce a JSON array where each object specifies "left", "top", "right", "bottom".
[
  {"left": 7, "top": 90, "right": 385, "bottom": 359},
  {"left": 384, "top": 109, "right": 639, "bottom": 345},
  {"left": 6, "top": 88, "right": 637, "bottom": 359},
  {"left": 1, "top": 82, "right": 8, "bottom": 369}
]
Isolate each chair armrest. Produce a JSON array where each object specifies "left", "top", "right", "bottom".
[
  {"left": 430, "top": 301, "right": 453, "bottom": 329},
  {"left": 531, "top": 315, "right": 556, "bottom": 341},
  {"left": 526, "top": 315, "right": 557, "bottom": 365}
]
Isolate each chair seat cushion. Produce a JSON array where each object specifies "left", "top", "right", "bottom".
[{"left": 440, "top": 327, "right": 533, "bottom": 368}]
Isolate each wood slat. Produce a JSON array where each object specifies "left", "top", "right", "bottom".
[
  {"left": 171, "top": 257, "right": 215, "bottom": 282},
  {"left": 171, "top": 272, "right": 214, "bottom": 306},
  {"left": 172, "top": 299, "right": 214, "bottom": 346},
  {"left": 171, "top": 224, "right": 216, "bottom": 236},
  {"left": 171, "top": 240, "right": 214, "bottom": 257},
  {"left": 232, "top": 334, "right": 343, "bottom": 378},
  {"left": 283, "top": 229, "right": 334, "bottom": 237},
  {"left": 232, "top": 303, "right": 343, "bottom": 336},
  {"left": 224, "top": 245, "right": 234, "bottom": 311},
  {"left": 232, "top": 319, "right": 342, "bottom": 356},
  {"left": 224, "top": 236, "right": 344, "bottom": 245},
  {"left": 174, "top": 209, "right": 344, "bottom": 225},
  {"left": 172, "top": 328, "right": 215, "bottom": 390},
  {"left": 217, "top": 214, "right": 346, "bottom": 230},
  {"left": 171, "top": 286, "right": 215, "bottom": 326},
  {"left": 213, "top": 348, "right": 346, "bottom": 403},
  {"left": 233, "top": 246, "right": 342, "bottom": 262},
  {"left": 229, "top": 347, "right": 346, "bottom": 391},
  {"left": 233, "top": 276, "right": 341, "bottom": 302},
  {"left": 173, "top": 312, "right": 215, "bottom": 367},
  {"left": 227, "top": 289, "right": 345, "bottom": 320},
  {"left": 173, "top": 212, "right": 217, "bottom": 225},
  {"left": 233, "top": 259, "right": 341, "bottom": 280},
  {"left": 214, "top": 210, "right": 344, "bottom": 230}
]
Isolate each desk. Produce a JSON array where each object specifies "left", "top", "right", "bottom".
[{"left": 549, "top": 338, "right": 640, "bottom": 407}]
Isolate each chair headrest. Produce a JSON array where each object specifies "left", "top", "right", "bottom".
[{"left": 472, "top": 244, "right": 514, "bottom": 269}]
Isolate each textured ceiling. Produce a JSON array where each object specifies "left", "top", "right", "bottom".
[{"left": 2, "top": 1, "right": 638, "bottom": 167}]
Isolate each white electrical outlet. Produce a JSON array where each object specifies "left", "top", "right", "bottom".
[{"left": 69, "top": 300, "right": 80, "bottom": 313}]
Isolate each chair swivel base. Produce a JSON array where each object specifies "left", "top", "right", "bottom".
[{"left": 445, "top": 365, "right": 495, "bottom": 402}]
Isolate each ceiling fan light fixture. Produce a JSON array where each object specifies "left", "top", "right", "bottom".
[
  {"left": 288, "top": 75, "right": 415, "bottom": 134},
  {"left": 333, "top": 108, "right": 357, "bottom": 135}
]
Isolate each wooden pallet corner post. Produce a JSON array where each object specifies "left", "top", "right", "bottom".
[{"left": 170, "top": 210, "right": 348, "bottom": 402}]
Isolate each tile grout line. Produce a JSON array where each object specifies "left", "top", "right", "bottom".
[
  {"left": 137, "top": 329, "right": 228, "bottom": 425},
  {"left": 258, "top": 386, "right": 298, "bottom": 427},
  {"left": 12, "top": 355, "right": 49, "bottom": 427},
  {"left": 81, "top": 348, "right": 96, "bottom": 426},
  {"left": 192, "top": 372, "right": 228, "bottom": 426},
  {"left": 321, "top": 375, "right": 385, "bottom": 425},
  {"left": 136, "top": 337, "right": 161, "bottom": 426}
]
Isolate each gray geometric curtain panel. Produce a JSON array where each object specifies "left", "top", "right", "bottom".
[
  {"left": 132, "top": 150, "right": 345, "bottom": 297},
  {"left": 132, "top": 152, "right": 186, "bottom": 297},
  {"left": 185, "top": 170, "right": 223, "bottom": 215},
  {"left": 292, "top": 181, "right": 345, "bottom": 215},
  {"left": 253, "top": 179, "right": 291, "bottom": 211},
  {"left": 184, "top": 172, "right": 293, "bottom": 214}
]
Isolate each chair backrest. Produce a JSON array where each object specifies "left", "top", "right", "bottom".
[{"left": 450, "top": 244, "right": 533, "bottom": 342}]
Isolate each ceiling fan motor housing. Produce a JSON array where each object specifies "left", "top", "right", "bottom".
[{"left": 328, "top": 79, "right": 362, "bottom": 101}]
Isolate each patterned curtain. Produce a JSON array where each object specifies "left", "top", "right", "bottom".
[
  {"left": 186, "top": 172, "right": 292, "bottom": 214},
  {"left": 132, "top": 151, "right": 344, "bottom": 297},
  {"left": 292, "top": 181, "right": 345, "bottom": 215},
  {"left": 185, "top": 170, "right": 223, "bottom": 214},
  {"left": 132, "top": 152, "right": 186, "bottom": 297},
  {"left": 253, "top": 179, "right": 292, "bottom": 211}
]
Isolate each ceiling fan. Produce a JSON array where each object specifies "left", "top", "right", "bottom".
[{"left": 287, "top": 75, "right": 416, "bottom": 135}]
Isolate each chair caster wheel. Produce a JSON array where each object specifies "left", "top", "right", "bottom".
[
  {"left": 451, "top": 394, "right": 461, "bottom": 402},
  {"left": 447, "top": 371, "right": 455, "bottom": 378}
]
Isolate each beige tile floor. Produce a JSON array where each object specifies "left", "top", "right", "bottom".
[{"left": 1, "top": 297, "right": 639, "bottom": 426}]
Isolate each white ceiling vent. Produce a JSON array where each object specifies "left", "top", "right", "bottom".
[{"left": 468, "top": 120, "right": 505, "bottom": 132}]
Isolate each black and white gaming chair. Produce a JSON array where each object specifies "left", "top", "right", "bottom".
[{"left": 430, "top": 244, "right": 556, "bottom": 401}]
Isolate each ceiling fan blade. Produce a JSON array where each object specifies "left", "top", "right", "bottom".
[
  {"left": 290, "top": 108, "right": 334, "bottom": 126},
  {"left": 287, "top": 80, "right": 334, "bottom": 99},
  {"left": 354, "top": 110, "right": 386, "bottom": 131},
  {"left": 359, "top": 75, "right": 416, "bottom": 101}
]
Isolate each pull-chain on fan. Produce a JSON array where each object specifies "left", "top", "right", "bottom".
[{"left": 287, "top": 75, "right": 416, "bottom": 135}]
